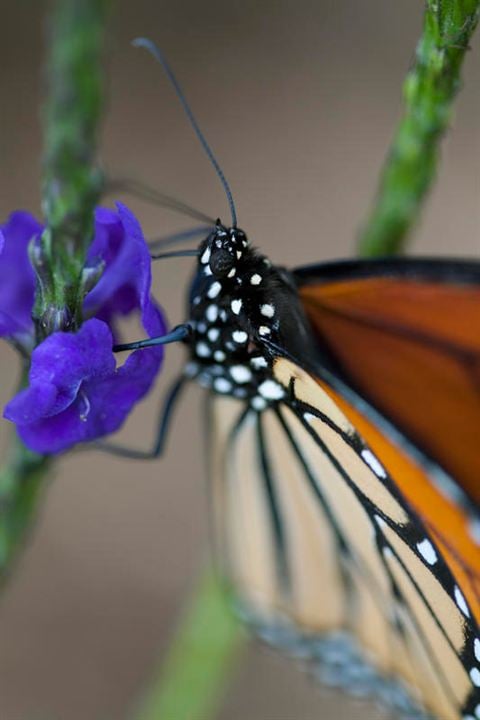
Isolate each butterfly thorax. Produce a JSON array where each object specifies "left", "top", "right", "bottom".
[{"left": 186, "top": 222, "right": 317, "bottom": 409}]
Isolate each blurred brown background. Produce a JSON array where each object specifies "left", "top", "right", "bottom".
[{"left": 0, "top": 2, "right": 479, "bottom": 719}]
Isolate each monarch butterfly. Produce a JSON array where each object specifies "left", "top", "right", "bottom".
[{"left": 112, "top": 39, "right": 480, "bottom": 720}]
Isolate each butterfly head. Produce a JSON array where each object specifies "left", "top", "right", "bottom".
[{"left": 200, "top": 221, "right": 248, "bottom": 279}]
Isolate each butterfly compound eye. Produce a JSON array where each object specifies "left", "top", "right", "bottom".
[{"left": 210, "top": 248, "right": 236, "bottom": 277}]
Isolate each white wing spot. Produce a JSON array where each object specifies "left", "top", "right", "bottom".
[
  {"left": 204, "top": 266, "right": 212, "bottom": 276},
  {"left": 200, "top": 247, "right": 211, "bottom": 264},
  {"left": 184, "top": 362, "right": 198, "bottom": 378},
  {"left": 260, "top": 303, "right": 275, "bottom": 318},
  {"left": 214, "top": 377, "right": 232, "bottom": 393},
  {"left": 475, "top": 638, "right": 480, "bottom": 662},
  {"left": 361, "top": 449, "right": 387, "bottom": 478},
  {"left": 230, "top": 365, "right": 252, "bottom": 384},
  {"left": 227, "top": 267, "right": 236, "bottom": 278},
  {"left": 416, "top": 539, "right": 438, "bottom": 566},
  {"left": 197, "top": 322, "right": 207, "bottom": 333},
  {"left": 251, "top": 356, "right": 268, "bottom": 369},
  {"left": 196, "top": 342, "right": 211, "bottom": 358},
  {"left": 232, "top": 330, "right": 248, "bottom": 344},
  {"left": 258, "top": 379, "right": 284, "bottom": 400},
  {"left": 214, "top": 350, "right": 226, "bottom": 361},
  {"left": 207, "top": 281, "right": 222, "bottom": 299},
  {"left": 470, "top": 668, "right": 480, "bottom": 687},
  {"left": 454, "top": 585, "right": 470, "bottom": 617},
  {"left": 231, "top": 299, "right": 242, "bottom": 315},
  {"left": 236, "top": 250, "right": 242, "bottom": 259},
  {"left": 259, "top": 325, "right": 271, "bottom": 336},
  {"left": 250, "top": 273, "right": 262, "bottom": 285}
]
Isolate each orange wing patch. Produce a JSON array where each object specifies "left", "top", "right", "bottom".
[{"left": 300, "top": 277, "right": 480, "bottom": 506}]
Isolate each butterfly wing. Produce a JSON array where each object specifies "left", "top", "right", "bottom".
[
  {"left": 207, "top": 358, "right": 480, "bottom": 719},
  {"left": 295, "top": 258, "right": 480, "bottom": 506},
  {"left": 207, "top": 258, "right": 480, "bottom": 719}
]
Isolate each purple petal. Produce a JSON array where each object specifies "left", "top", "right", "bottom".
[{"left": 0, "top": 211, "right": 41, "bottom": 338}]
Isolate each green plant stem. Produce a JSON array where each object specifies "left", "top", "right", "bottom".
[
  {"left": 34, "top": 0, "right": 108, "bottom": 337},
  {"left": 135, "top": 570, "right": 245, "bottom": 720},
  {"left": 0, "top": 0, "right": 107, "bottom": 580},
  {"left": 358, "top": 0, "right": 480, "bottom": 257}
]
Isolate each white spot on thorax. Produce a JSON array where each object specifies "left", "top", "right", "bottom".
[
  {"left": 250, "top": 273, "right": 262, "bottom": 285},
  {"left": 470, "top": 667, "right": 480, "bottom": 687},
  {"left": 259, "top": 326, "right": 271, "bottom": 336},
  {"left": 231, "top": 299, "right": 242, "bottom": 315},
  {"left": 208, "top": 281, "right": 221, "bottom": 299},
  {"left": 200, "top": 247, "right": 211, "bottom": 264},
  {"left": 416, "top": 539, "right": 438, "bottom": 565},
  {"left": 197, "top": 322, "right": 207, "bottom": 333},
  {"left": 361, "top": 449, "right": 387, "bottom": 478},
  {"left": 258, "top": 379, "right": 284, "bottom": 400},
  {"left": 454, "top": 585, "right": 470, "bottom": 617},
  {"left": 230, "top": 365, "right": 252, "bottom": 384},
  {"left": 260, "top": 303, "right": 275, "bottom": 318},
  {"left": 206, "top": 305, "right": 218, "bottom": 322},
  {"left": 208, "top": 328, "right": 220, "bottom": 342},
  {"left": 232, "top": 330, "right": 248, "bottom": 344},
  {"left": 214, "top": 378, "right": 232, "bottom": 393},
  {"left": 227, "top": 268, "right": 236, "bottom": 278},
  {"left": 251, "top": 396, "right": 267, "bottom": 411},
  {"left": 236, "top": 250, "right": 242, "bottom": 259},
  {"left": 251, "top": 356, "right": 268, "bottom": 369},
  {"left": 196, "top": 342, "right": 211, "bottom": 358}
]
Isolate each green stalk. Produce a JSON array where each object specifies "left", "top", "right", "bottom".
[
  {"left": 135, "top": 570, "right": 244, "bottom": 720},
  {"left": 358, "top": 0, "right": 480, "bottom": 257},
  {"left": 135, "top": 3, "right": 480, "bottom": 720},
  {"left": 34, "top": 0, "right": 107, "bottom": 337},
  {"left": 0, "top": 0, "right": 107, "bottom": 580}
]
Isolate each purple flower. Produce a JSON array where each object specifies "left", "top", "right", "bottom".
[{"left": 3, "top": 203, "right": 166, "bottom": 453}]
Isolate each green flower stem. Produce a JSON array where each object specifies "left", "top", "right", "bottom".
[
  {"left": 135, "top": 570, "right": 245, "bottom": 720},
  {"left": 358, "top": 0, "right": 480, "bottom": 257},
  {"left": 34, "top": 0, "right": 108, "bottom": 337},
  {"left": 0, "top": 0, "right": 108, "bottom": 580}
]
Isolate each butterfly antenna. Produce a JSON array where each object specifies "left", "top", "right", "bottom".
[{"left": 132, "top": 37, "right": 238, "bottom": 228}]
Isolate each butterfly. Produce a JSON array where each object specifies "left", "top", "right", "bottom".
[{"left": 113, "top": 38, "right": 480, "bottom": 720}]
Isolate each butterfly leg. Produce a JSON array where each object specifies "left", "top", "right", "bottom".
[{"left": 93, "top": 374, "right": 187, "bottom": 460}]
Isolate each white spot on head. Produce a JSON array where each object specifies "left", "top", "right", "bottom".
[
  {"left": 258, "top": 379, "right": 284, "bottom": 400},
  {"left": 200, "top": 246, "right": 211, "bottom": 264},
  {"left": 470, "top": 668, "right": 480, "bottom": 687},
  {"left": 204, "top": 266, "right": 213, "bottom": 276},
  {"left": 231, "top": 299, "right": 242, "bottom": 315},
  {"left": 250, "top": 356, "right": 268, "bottom": 369},
  {"left": 236, "top": 250, "right": 242, "bottom": 260},
  {"left": 206, "top": 305, "right": 218, "bottom": 322},
  {"left": 361, "top": 449, "right": 387, "bottom": 478},
  {"left": 232, "top": 330, "right": 248, "bottom": 344},
  {"left": 214, "top": 377, "right": 232, "bottom": 393},
  {"left": 207, "top": 281, "right": 221, "bottom": 299},
  {"left": 259, "top": 325, "right": 271, "bottom": 336},
  {"left": 454, "top": 585, "right": 470, "bottom": 617},
  {"left": 230, "top": 365, "right": 252, "bottom": 384},
  {"left": 227, "top": 267, "right": 236, "bottom": 278},
  {"left": 251, "top": 396, "right": 267, "bottom": 411},
  {"left": 475, "top": 638, "right": 480, "bottom": 662},
  {"left": 214, "top": 350, "right": 226, "bottom": 361},
  {"left": 250, "top": 273, "right": 262, "bottom": 285},
  {"left": 196, "top": 342, "right": 211, "bottom": 358},
  {"left": 260, "top": 303, "right": 275, "bottom": 318},
  {"left": 208, "top": 328, "right": 220, "bottom": 342},
  {"left": 193, "top": 296, "right": 201, "bottom": 306},
  {"left": 416, "top": 539, "right": 438, "bottom": 565}
]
